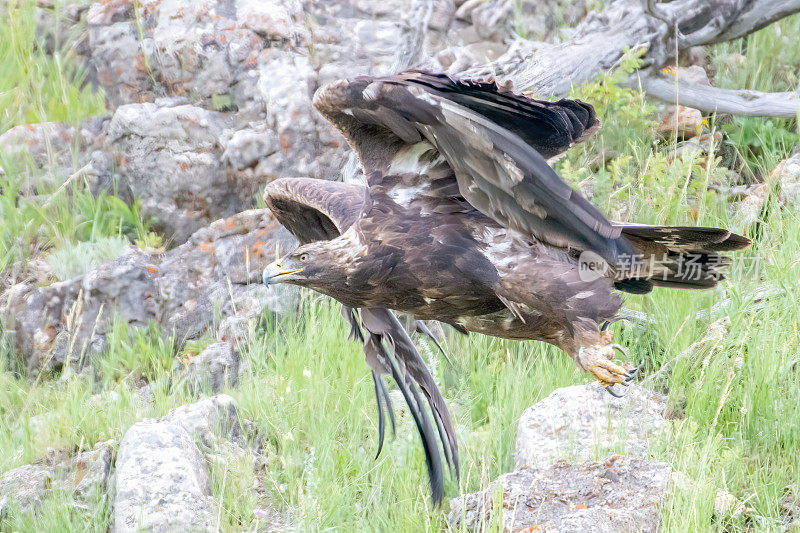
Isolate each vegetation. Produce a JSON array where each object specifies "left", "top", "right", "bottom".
[{"left": 1, "top": 4, "right": 799, "bottom": 532}]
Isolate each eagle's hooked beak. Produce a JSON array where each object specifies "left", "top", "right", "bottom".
[{"left": 262, "top": 260, "right": 303, "bottom": 285}]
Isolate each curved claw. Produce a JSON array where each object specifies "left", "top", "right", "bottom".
[
  {"left": 625, "top": 364, "right": 641, "bottom": 382},
  {"left": 604, "top": 384, "right": 625, "bottom": 398},
  {"left": 607, "top": 343, "right": 628, "bottom": 357}
]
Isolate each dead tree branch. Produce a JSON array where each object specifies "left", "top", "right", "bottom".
[
  {"left": 465, "top": 0, "right": 800, "bottom": 117},
  {"left": 631, "top": 73, "right": 800, "bottom": 117}
]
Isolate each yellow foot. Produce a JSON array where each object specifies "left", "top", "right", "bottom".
[{"left": 577, "top": 343, "right": 640, "bottom": 398}]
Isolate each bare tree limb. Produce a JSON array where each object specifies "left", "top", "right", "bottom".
[
  {"left": 630, "top": 73, "right": 800, "bottom": 117},
  {"left": 463, "top": 0, "right": 800, "bottom": 117},
  {"left": 709, "top": 0, "right": 800, "bottom": 43}
]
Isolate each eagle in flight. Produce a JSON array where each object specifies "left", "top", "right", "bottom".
[{"left": 261, "top": 71, "right": 749, "bottom": 503}]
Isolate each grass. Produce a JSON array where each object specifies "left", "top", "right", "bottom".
[{"left": 1, "top": 5, "right": 800, "bottom": 533}]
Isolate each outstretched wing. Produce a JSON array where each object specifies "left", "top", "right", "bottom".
[
  {"left": 314, "top": 70, "right": 632, "bottom": 263},
  {"left": 262, "top": 177, "right": 369, "bottom": 244},
  {"left": 263, "top": 177, "right": 458, "bottom": 503}
]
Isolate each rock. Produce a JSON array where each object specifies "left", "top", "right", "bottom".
[
  {"left": 156, "top": 210, "right": 297, "bottom": 341},
  {"left": 714, "top": 488, "right": 745, "bottom": 518},
  {"left": 0, "top": 464, "right": 53, "bottom": 515},
  {"left": 113, "top": 422, "right": 214, "bottom": 532},
  {"left": 4, "top": 246, "right": 160, "bottom": 370},
  {"left": 672, "top": 131, "right": 723, "bottom": 159},
  {"left": 772, "top": 153, "right": 800, "bottom": 206},
  {"left": 182, "top": 342, "right": 241, "bottom": 392},
  {"left": 84, "top": 0, "right": 456, "bottom": 184},
  {"left": 161, "top": 394, "right": 241, "bottom": 449},
  {"left": 514, "top": 383, "right": 667, "bottom": 470},
  {"left": 0, "top": 118, "right": 111, "bottom": 196},
  {"left": 737, "top": 183, "right": 769, "bottom": 225},
  {"left": 70, "top": 440, "right": 116, "bottom": 499},
  {"left": 107, "top": 103, "right": 262, "bottom": 242},
  {"left": 3, "top": 209, "right": 296, "bottom": 370},
  {"left": 658, "top": 105, "right": 704, "bottom": 139},
  {"left": 113, "top": 395, "right": 242, "bottom": 531},
  {"left": 674, "top": 65, "right": 711, "bottom": 86},
  {"left": 737, "top": 153, "right": 800, "bottom": 225},
  {"left": 449, "top": 455, "right": 672, "bottom": 532},
  {"left": 0, "top": 440, "right": 114, "bottom": 515},
  {"left": 221, "top": 126, "right": 279, "bottom": 171},
  {"left": 87, "top": 0, "right": 302, "bottom": 112}
]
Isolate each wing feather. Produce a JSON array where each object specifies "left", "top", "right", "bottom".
[{"left": 314, "top": 71, "right": 631, "bottom": 262}]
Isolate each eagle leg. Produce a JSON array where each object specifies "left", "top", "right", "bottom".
[{"left": 576, "top": 343, "right": 638, "bottom": 395}]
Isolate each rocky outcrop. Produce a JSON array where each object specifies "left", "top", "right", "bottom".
[
  {"left": 82, "top": 0, "right": 461, "bottom": 188},
  {"left": 2, "top": 210, "right": 296, "bottom": 371},
  {"left": 107, "top": 103, "right": 264, "bottom": 242}
]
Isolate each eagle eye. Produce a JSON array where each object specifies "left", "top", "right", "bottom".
[{"left": 298, "top": 253, "right": 309, "bottom": 262}]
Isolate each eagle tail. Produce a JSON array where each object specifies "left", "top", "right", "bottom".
[{"left": 614, "top": 225, "right": 751, "bottom": 293}]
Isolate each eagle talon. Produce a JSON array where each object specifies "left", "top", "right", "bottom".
[
  {"left": 604, "top": 384, "right": 625, "bottom": 398},
  {"left": 608, "top": 343, "right": 627, "bottom": 357},
  {"left": 625, "top": 364, "right": 641, "bottom": 382},
  {"left": 578, "top": 342, "right": 635, "bottom": 389}
]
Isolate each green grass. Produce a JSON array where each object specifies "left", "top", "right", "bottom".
[{"left": 2, "top": 5, "right": 800, "bottom": 533}]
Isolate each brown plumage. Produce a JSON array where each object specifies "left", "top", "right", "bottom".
[{"left": 261, "top": 71, "right": 750, "bottom": 503}]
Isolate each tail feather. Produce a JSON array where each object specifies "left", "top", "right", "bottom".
[{"left": 613, "top": 224, "right": 750, "bottom": 293}]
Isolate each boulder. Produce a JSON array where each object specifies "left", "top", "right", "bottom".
[
  {"left": 113, "top": 422, "right": 215, "bottom": 532},
  {"left": 181, "top": 342, "right": 241, "bottom": 392},
  {"left": 113, "top": 395, "right": 241, "bottom": 531},
  {"left": 2, "top": 209, "right": 296, "bottom": 371},
  {"left": 449, "top": 455, "right": 672, "bottom": 532},
  {"left": 106, "top": 103, "right": 263, "bottom": 242},
  {"left": 514, "top": 383, "right": 668, "bottom": 470},
  {"left": 0, "top": 464, "right": 53, "bottom": 515}
]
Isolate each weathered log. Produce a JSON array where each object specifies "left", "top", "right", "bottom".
[
  {"left": 464, "top": 0, "right": 800, "bottom": 117},
  {"left": 632, "top": 73, "right": 800, "bottom": 118}
]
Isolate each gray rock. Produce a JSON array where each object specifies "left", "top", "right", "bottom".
[
  {"left": 113, "top": 422, "right": 214, "bottom": 532},
  {"left": 0, "top": 464, "right": 53, "bottom": 515},
  {"left": 182, "top": 342, "right": 241, "bottom": 392},
  {"left": 87, "top": 0, "right": 304, "bottom": 112},
  {"left": 3, "top": 209, "right": 296, "bottom": 370},
  {"left": 449, "top": 456, "right": 672, "bottom": 532},
  {"left": 0, "top": 118, "right": 111, "bottom": 196},
  {"left": 113, "top": 395, "right": 242, "bottom": 531},
  {"left": 107, "top": 103, "right": 261, "bottom": 242},
  {"left": 70, "top": 440, "right": 116, "bottom": 500},
  {"left": 161, "top": 394, "right": 241, "bottom": 449},
  {"left": 221, "top": 126, "right": 279, "bottom": 171},
  {"left": 514, "top": 383, "right": 667, "bottom": 470}
]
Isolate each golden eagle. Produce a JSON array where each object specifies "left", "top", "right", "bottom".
[{"left": 261, "top": 71, "right": 749, "bottom": 503}]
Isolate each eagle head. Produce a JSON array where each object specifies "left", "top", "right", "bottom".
[{"left": 262, "top": 242, "right": 343, "bottom": 289}]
